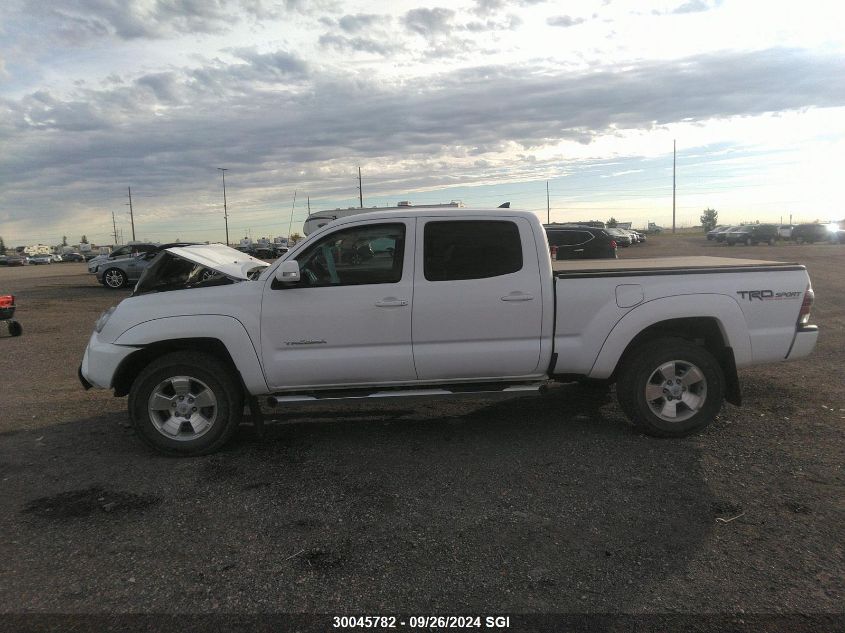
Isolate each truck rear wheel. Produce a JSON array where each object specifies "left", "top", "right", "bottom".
[
  {"left": 128, "top": 352, "right": 243, "bottom": 455},
  {"left": 617, "top": 337, "right": 724, "bottom": 437}
]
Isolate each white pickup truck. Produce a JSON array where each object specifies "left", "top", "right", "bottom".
[{"left": 79, "top": 208, "right": 818, "bottom": 455}]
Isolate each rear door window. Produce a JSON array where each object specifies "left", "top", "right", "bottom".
[{"left": 424, "top": 220, "right": 523, "bottom": 281}]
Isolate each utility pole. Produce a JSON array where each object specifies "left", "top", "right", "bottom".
[
  {"left": 672, "top": 140, "right": 676, "bottom": 234},
  {"left": 357, "top": 166, "right": 363, "bottom": 208},
  {"left": 546, "top": 181, "right": 550, "bottom": 224},
  {"left": 127, "top": 187, "right": 136, "bottom": 241},
  {"left": 112, "top": 211, "right": 119, "bottom": 245},
  {"left": 307, "top": 196, "right": 311, "bottom": 216},
  {"left": 287, "top": 190, "right": 297, "bottom": 242},
  {"left": 217, "top": 168, "right": 229, "bottom": 246}
]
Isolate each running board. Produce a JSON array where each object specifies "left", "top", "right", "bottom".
[{"left": 267, "top": 381, "right": 548, "bottom": 407}]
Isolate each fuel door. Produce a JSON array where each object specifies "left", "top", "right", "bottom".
[{"left": 615, "top": 284, "right": 644, "bottom": 308}]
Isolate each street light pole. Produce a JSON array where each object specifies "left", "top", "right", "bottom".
[{"left": 217, "top": 168, "right": 229, "bottom": 246}]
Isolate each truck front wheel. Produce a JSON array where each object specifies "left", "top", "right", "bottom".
[
  {"left": 616, "top": 338, "right": 724, "bottom": 437},
  {"left": 128, "top": 352, "right": 243, "bottom": 455}
]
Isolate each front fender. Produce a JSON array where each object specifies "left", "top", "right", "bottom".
[
  {"left": 588, "top": 294, "right": 751, "bottom": 379},
  {"left": 114, "top": 315, "right": 269, "bottom": 394}
]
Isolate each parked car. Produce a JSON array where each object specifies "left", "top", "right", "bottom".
[
  {"left": 50, "top": 253, "right": 63, "bottom": 263},
  {"left": 5, "top": 254, "right": 27, "bottom": 266},
  {"left": 706, "top": 225, "right": 727, "bottom": 240},
  {"left": 544, "top": 224, "right": 618, "bottom": 259},
  {"left": 251, "top": 247, "right": 277, "bottom": 261},
  {"left": 79, "top": 208, "right": 818, "bottom": 455},
  {"left": 619, "top": 229, "right": 640, "bottom": 244},
  {"left": 791, "top": 223, "right": 831, "bottom": 244},
  {"left": 95, "top": 242, "right": 196, "bottom": 289},
  {"left": 62, "top": 252, "right": 85, "bottom": 263},
  {"left": 29, "top": 253, "right": 53, "bottom": 265},
  {"left": 88, "top": 243, "right": 159, "bottom": 274},
  {"left": 0, "top": 256, "right": 7, "bottom": 266},
  {"left": 777, "top": 225, "right": 794, "bottom": 239},
  {"left": 725, "top": 224, "right": 779, "bottom": 246},
  {"left": 605, "top": 227, "right": 632, "bottom": 247},
  {"left": 713, "top": 226, "right": 737, "bottom": 242}
]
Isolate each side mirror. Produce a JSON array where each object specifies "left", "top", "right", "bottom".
[{"left": 274, "top": 259, "right": 300, "bottom": 284}]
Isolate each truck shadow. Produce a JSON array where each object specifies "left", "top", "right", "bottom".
[{"left": 1, "top": 383, "right": 717, "bottom": 613}]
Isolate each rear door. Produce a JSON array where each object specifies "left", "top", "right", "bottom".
[{"left": 412, "top": 217, "right": 544, "bottom": 380}]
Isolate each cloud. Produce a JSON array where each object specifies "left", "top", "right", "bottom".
[
  {"left": 31, "top": 0, "right": 235, "bottom": 42},
  {"left": 473, "top": 0, "right": 547, "bottom": 15},
  {"left": 318, "top": 34, "right": 400, "bottom": 56},
  {"left": 16, "top": 0, "right": 318, "bottom": 44},
  {"left": 404, "top": 7, "right": 456, "bottom": 38},
  {"left": 472, "top": 0, "right": 506, "bottom": 16},
  {"left": 463, "top": 14, "right": 523, "bottom": 32},
  {"left": 673, "top": 0, "right": 719, "bottom": 14},
  {"left": 337, "top": 13, "right": 391, "bottom": 33},
  {"left": 319, "top": 12, "right": 397, "bottom": 56},
  {"left": 2, "top": 47, "right": 844, "bottom": 239},
  {"left": 547, "top": 15, "right": 585, "bottom": 28},
  {"left": 229, "top": 49, "right": 310, "bottom": 78}
]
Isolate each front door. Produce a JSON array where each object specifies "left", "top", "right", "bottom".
[
  {"left": 260, "top": 220, "right": 416, "bottom": 390},
  {"left": 412, "top": 217, "right": 544, "bottom": 381}
]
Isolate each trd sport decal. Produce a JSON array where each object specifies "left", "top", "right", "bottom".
[{"left": 736, "top": 290, "right": 802, "bottom": 301}]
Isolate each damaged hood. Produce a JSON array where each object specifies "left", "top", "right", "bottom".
[{"left": 165, "top": 243, "right": 269, "bottom": 280}]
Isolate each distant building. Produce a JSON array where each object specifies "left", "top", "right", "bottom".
[{"left": 24, "top": 243, "right": 52, "bottom": 255}]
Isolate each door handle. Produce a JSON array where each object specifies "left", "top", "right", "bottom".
[
  {"left": 574, "top": 248, "right": 584, "bottom": 252},
  {"left": 375, "top": 298, "right": 408, "bottom": 307},
  {"left": 501, "top": 292, "right": 534, "bottom": 302}
]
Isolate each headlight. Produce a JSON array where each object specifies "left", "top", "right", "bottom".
[{"left": 95, "top": 306, "right": 116, "bottom": 333}]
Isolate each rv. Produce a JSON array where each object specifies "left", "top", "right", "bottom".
[{"left": 303, "top": 200, "right": 464, "bottom": 235}]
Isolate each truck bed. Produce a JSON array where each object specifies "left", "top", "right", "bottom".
[{"left": 552, "top": 256, "right": 804, "bottom": 278}]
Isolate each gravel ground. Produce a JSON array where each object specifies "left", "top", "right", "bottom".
[{"left": 0, "top": 238, "right": 842, "bottom": 625}]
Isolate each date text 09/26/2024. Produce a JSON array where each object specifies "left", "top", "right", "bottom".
[{"left": 332, "top": 616, "right": 511, "bottom": 629}]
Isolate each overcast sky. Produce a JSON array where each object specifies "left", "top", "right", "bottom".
[{"left": 2, "top": 0, "right": 844, "bottom": 246}]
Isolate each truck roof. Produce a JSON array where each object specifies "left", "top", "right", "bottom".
[{"left": 319, "top": 207, "right": 540, "bottom": 227}]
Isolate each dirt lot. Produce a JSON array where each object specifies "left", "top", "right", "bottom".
[{"left": 0, "top": 238, "right": 842, "bottom": 626}]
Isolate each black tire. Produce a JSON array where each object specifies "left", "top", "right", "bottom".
[
  {"left": 102, "top": 268, "right": 127, "bottom": 289},
  {"left": 128, "top": 352, "right": 243, "bottom": 456},
  {"left": 8, "top": 321, "right": 22, "bottom": 337},
  {"left": 767, "top": 237, "right": 775, "bottom": 246},
  {"left": 616, "top": 337, "right": 724, "bottom": 438},
  {"left": 744, "top": 237, "right": 752, "bottom": 246}
]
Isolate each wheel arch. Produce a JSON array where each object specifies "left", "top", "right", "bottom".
[
  {"left": 589, "top": 296, "right": 748, "bottom": 405},
  {"left": 112, "top": 338, "right": 243, "bottom": 397},
  {"left": 112, "top": 315, "right": 268, "bottom": 398}
]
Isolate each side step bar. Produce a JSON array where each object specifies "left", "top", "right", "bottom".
[{"left": 268, "top": 381, "right": 548, "bottom": 407}]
